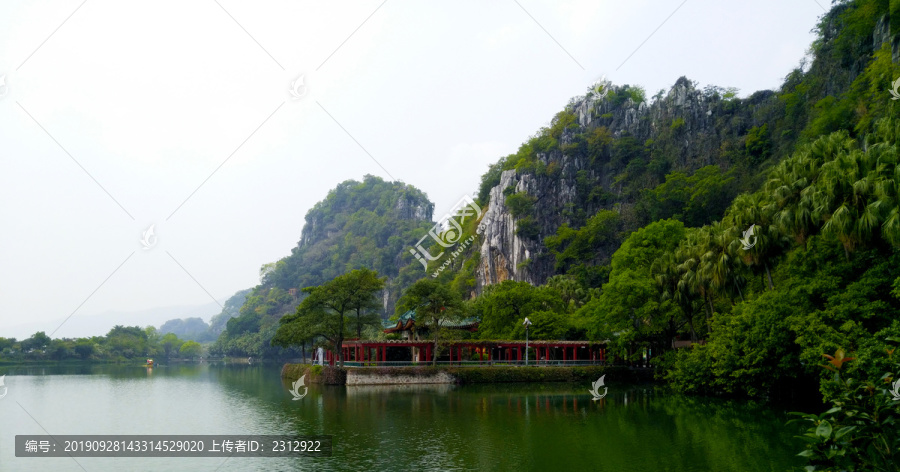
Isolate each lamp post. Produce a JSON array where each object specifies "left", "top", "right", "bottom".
[{"left": 523, "top": 317, "right": 532, "bottom": 366}]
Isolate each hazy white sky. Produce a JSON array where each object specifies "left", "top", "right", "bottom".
[{"left": 0, "top": 0, "right": 825, "bottom": 339}]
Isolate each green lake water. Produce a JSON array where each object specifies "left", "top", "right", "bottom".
[{"left": 0, "top": 363, "right": 803, "bottom": 471}]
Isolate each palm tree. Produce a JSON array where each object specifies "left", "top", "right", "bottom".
[
  {"left": 868, "top": 118, "right": 900, "bottom": 248},
  {"left": 675, "top": 230, "right": 716, "bottom": 334},
  {"left": 698, "top": 221, "right": 745, "bottom": 302},
  {"left": 766, "top": 149, "right": 822, "bottom": 249},
  {"left": 727, "top": 193, "right": 781, "bottom": 290},
  {"left": 652, "top": 251, "right": 697, "bottom": 341},
  {"left": 816, "top": 145, "right": 881, "bottom": 259}
]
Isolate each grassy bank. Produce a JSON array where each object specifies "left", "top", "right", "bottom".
[{"left": 281, "top": 364, "right": 347, "bottom": 385}]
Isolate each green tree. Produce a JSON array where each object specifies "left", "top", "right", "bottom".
[
  {"left": 578, "top": 219, "right": 687, "bottom": 356},
  {"left": 21, "top": 331, "right": 51, "bottom": 353},
  {"left": 473, "top": 281, "right": 565, "bottom": 340},
  {"left": 48, "top": 339, "right": 72, "bottom": 360},
  {"left": 105, "top": 326, "right": 148, "bottom": 359},
  {"left": 272, "top": 270, "right": 378, "bottom": 367},
  {"left": 544, "top": 210, "right": 618, "bottom": 275},
  {"left": 73, "top": 339, "right": 96, "bottom": 359},
  {"left": 396, "top": 279, "right": 464, "bottom": 366},
  {"left": 161, "top": 333, "right": 184, "bottom": 359},
  {"left": 346, "top": 268, "right": 386, "bottom": 339},
  {"left": 179, "top": 341, "right": 202, "bottom": 359}
]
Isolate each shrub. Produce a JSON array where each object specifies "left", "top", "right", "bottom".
[
  {"left": 505, "top": 192, "right": 536, "bottom": 218},
  {"left": 790, "top": 349, "right": 900, "bottom": 471}
]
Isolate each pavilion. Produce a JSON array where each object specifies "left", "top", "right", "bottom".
[{"left": 319, "top": 309, "right": 607, "bottom": 366}]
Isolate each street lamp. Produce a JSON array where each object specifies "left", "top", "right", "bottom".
[{"left": 523, "top": 317, "right": 532, "bottom": 366}]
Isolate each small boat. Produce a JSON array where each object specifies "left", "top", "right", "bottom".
[{"left": 143, "top": 359, "right": 155, "bottom": 367}]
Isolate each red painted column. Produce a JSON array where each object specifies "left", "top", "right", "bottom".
[
  {"left": 517, "top": 347, "right": 522, "bottom": 361},
  {"left": 563, "top": 346, "right": 567, "bottom": 361},
  {"left": 573, "top": 347, "right": 577, "bottom": 361}
]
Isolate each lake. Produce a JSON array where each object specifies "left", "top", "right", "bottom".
[{"left": 0, "top": 363, "right": 802, "bottom": 471}]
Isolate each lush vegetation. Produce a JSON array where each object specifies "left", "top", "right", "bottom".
[
  {"left": 271, "top": 268, "right": 386, "bottom": 366},
  {"left": 0, "top": 326, "right": 200, "bottom": 363},
  {"left": 210, "top": 176, "right": 435, "bottom": 357},
  {"left": 230, "top": 0, "right": 900, "bottom": 462},
  {"left": 790, "top": 348, "right": 900, "bottom": 471},
  {"left": 395, "top": 278, "right": 465, "bottom": 365}
]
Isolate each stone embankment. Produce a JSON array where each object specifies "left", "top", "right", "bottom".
[{"left": 281, "top": 364, "right": 651, "bottom": 386}]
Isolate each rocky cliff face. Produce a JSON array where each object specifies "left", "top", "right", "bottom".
[
  {"left": 477, "top": 169, "right": 537, "bottom": 286},
  {"left": 477, "top": 78, "right": 763, "bottom": 290},
  {"left": 474, "top": 8, "right": 895, "bottom": 292}
]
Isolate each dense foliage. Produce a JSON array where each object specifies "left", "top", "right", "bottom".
[
  {"left": 271, "top": 268, "right": 386, "bottom": 366},
  {"left": 395, "top": 278, "right": 465, "bottom": 365},
  {"left": 211, "top": 176, "right": 434, "bottom": 357},
  {"left": 790, "top": 348, "right": 900, "bottom": 471},
  {"left": 0, "top": 326, "right": 197, "bottom": 362}
]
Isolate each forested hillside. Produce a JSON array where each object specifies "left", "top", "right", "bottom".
[
  {"left": 210, "top": 176, "right": 434, "bottom": 357},
  {"left": 219, "top": 0, "right": 898, "bottom": 390},
  {"left": 445, "top": 0, "right": 898, "bottom": 296},
  {"left": 440, "top": 0, "right": 899, "bottom": 401}
]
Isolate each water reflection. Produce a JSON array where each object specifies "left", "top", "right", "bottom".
[{"left": 0, "top": 365, "right": 803, "bottom": 471}]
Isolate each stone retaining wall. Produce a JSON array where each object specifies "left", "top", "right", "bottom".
[{"left": 346, "top": 370, "right": 456, "bottom": 385}]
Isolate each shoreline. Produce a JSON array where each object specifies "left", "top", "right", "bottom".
[{"left": 281, "top": 363, "right": 655, "bottom": 386}]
